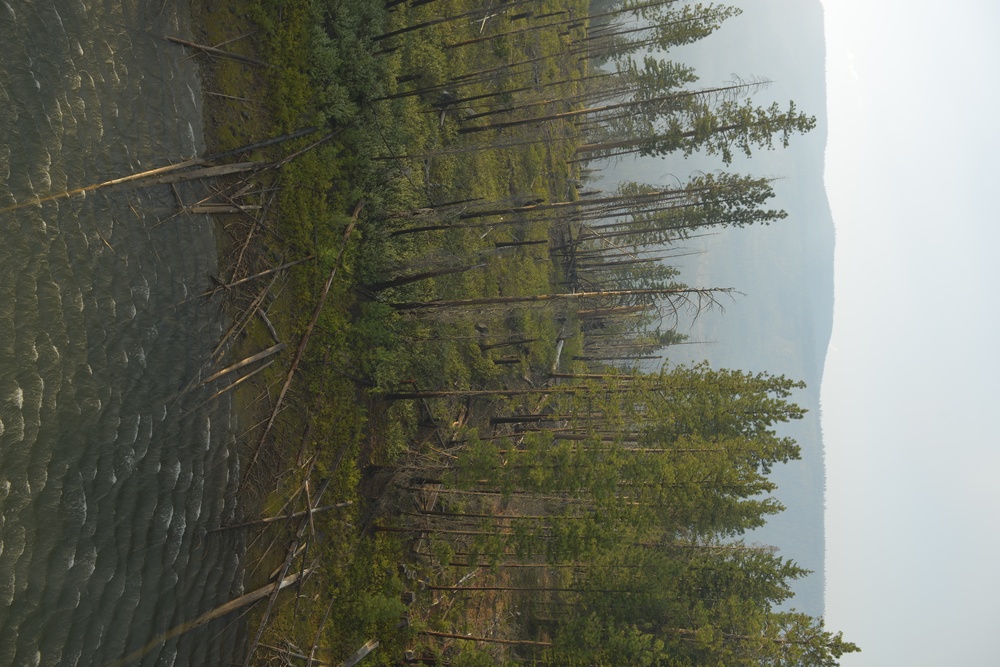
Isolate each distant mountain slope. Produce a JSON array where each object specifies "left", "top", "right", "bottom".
[{"left": 598, "top": 0, "right": 832, "bottom": 617}]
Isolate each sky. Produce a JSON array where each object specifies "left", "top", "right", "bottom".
[{"left": 820, "top": 1, "right": 1000, "bottom": 665}]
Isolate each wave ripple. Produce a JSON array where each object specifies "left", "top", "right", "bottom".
[{"left": 0, "top": 0, "right": 245, "bottom": 664}]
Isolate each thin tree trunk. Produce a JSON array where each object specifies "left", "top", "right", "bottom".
[
  {"left": 368, "top": 263, "right": 486, "bottom": 291},
  {"left": 110, "top": 571, "right": 309, "bottom": 667},
  {"left": 208, "top": 502, "right": 352, "bottom": 533},
  {"left": 420, "top": 630, "right": 551, "bottom": 647},
  {"left": 392, "top": 286, "right": 733, "bottom": 311},
  {"left": 166, "top": 35, "right": 270, "bottom": 67},
  {"left": 240, "top": 203, "right": 362, "bottom": 489}
]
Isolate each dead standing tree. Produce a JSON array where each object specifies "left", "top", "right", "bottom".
[{"left": 391, "top": 286, "right": 735, "bottom": 316}]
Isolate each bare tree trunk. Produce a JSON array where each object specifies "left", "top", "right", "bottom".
[
  {"left": 367, "top": 263, "right": 486, "bottom": 291},
  {"left": 391, "top": 286, "right": 733, "bottom": 311}
]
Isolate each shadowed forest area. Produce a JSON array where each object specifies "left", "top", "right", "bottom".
[{"left": 184, "top": 0, "right": 855, "bottom": 664}]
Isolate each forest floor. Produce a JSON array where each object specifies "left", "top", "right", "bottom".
[{"left": 189, "top": 0, "right": 588, "bottom": 664}]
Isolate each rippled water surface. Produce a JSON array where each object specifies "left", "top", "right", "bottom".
[{"left": 0, "top": 1, "right": 244, "bottom": 664}]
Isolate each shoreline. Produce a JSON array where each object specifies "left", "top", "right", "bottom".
[{"left": 184, "top": 4, "right": 376, "bottom": 663}]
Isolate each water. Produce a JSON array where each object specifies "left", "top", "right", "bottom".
[{"left": 0, "top": 1, "right": 245, "bottom": 664}]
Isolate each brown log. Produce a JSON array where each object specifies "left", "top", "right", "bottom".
[
  {"left": 198, "top": 342, "right": 286, "bottom": 387},
  {"left": 241, "top": 202, "right": 363, "bottom": 489},
  {"left": 343, "top": 640, "right": 379, "bottom": 667},
  {"left": 109, "top": 570, "right": 309, "bottom": 667},
  {"left": 211, "top": 256, "right": 315, "bottom": 293},
  {"left": 166, "top": 35, "right": 270, "bottom": 67},
  {"left": 420, "top": 630, "right": 551, "bottom": 647},
  {"left": 208, "top": 502, "right": 352, "bottom": 533},
  {"left": 148, "top": 161, "right": 264, "bottom": 184},
  {"left": 0, "top": 159, "right": 206, "bottom": 213}
]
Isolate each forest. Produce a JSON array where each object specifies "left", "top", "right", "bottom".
[{"left": 186, "top": 0, "right": 857, "bottom": 664}]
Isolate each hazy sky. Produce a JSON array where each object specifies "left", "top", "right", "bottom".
[{"left": 820, "top": 1, "right": 1000, "bottom": 665}]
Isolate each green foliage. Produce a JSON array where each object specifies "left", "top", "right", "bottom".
[
  {"left": 309, "top": 0, "right": 390, "bottom": 124},
  {"left": 450, "top": 649, "right": 505, "bottom": 667},
  {"left": 201, "top": 0, "right": 854, "bottom": 664},
  {"left": 405, "top": 40, "right": 449, "bottom": 88}
]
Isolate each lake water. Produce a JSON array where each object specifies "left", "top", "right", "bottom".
[{"left": 0, "top": 0, "right": 246, "bottom": 664}]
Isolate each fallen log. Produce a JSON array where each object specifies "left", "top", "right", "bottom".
[
  {"left": 166, "top": 35, "right": 271, "bottom": 67},
  {"left": 208, "top": 501, "right": 353, "bottom": 533},
  {"left": 109, "top": 570, "right": 310, "bottom": 667}
]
